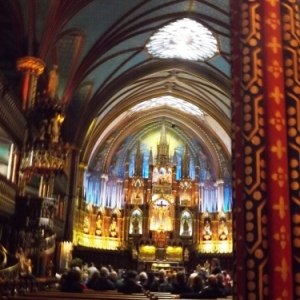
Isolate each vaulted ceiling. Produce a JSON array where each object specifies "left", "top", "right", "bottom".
[{"left": 0, "top": 0, "right": 232, "bottom": 180}]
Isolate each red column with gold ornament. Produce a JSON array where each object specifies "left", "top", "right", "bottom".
[
  {"left": 261, "top": 0, "right": 293, "bottom": 298},
  {"left": 231, "top": 0, "right": 294, "bottom": 299}
]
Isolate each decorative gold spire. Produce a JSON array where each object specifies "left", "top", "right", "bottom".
[
  {"left": 133, "top": 140, "right": 143, "bottom": 177},
  {"left": 156, "top": 122, "right": 169, "bottom": 166},
  {"left": 181, "top": 144, "right": 190, "bottom": 179}
]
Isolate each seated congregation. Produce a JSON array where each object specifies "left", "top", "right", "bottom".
[{"left": 59, "top": 259, "right": 232, "bottom": 299}]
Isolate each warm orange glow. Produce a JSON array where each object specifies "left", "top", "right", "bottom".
[
  {"left": 22, "top": 72, "right": 30, "bottom": 110},
  {"left": 16, "top": 56, "right": 45, "bottom": 75},
  {"left": 73, "top": 230, "right": 121, "bottom": 250}
]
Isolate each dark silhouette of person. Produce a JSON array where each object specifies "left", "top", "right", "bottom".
[
  {"left": 171, "top": 271, "right": 192, "bottom": 294},
  {"left": 93, "top": 267, "right": 116, "bottom": 291},
  {"left": 176, "top": 275, "right": 227, "bottom": 299},
  {"left": 117, "top": 270, "right": 143, "bottom": 293},
  {"left": 60, "top": 269, "right": 84, "bottom": 293}
]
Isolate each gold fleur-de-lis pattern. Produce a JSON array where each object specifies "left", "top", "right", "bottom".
[{"left": 231, "top": 0, "right": 298, "bottom": 299}]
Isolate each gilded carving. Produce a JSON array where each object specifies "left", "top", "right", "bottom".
[{"left": 16, "top": 56, "right": 45, "bottom": 75}]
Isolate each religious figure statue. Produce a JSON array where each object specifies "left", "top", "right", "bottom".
[
  {"left": 219, "top": 219, "right": 228, "bottom": 240},
  {"left": 203, "top": 220, "right": 212, "bottom": 240},
  {"left": 95, "top": 214, "right": 102, "bottom": 236},
  {"left": 16, "top": 247, "right": 26, "bottom": 273},
  {"left": 182, "top": 219, "right": 190, "bottom": 236},
  {"left": 158, "top": 208, "right": 164, "bottom": 225},
  {"left": 109, "top": 217, "right": 118, "bottom": 237},
  {"left": 49, "top": 112, "right": 61, "bottom": 143},
  {"left": 131, "top": 216, "right": 140, "bottom": 234},
  {"left": 83, "top": 216, "right": 90, "bottom": 234},
  {"left": 16, "top": 248, "right": 33, "bottom": 278},
  {"left": 47, "top": 65, "right": 59, "bottom": 99}
]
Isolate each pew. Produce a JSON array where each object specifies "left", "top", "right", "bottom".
[
  {"left": 4, "top": 290, "right": 231, "bottom": 300},
  {"left": 4, "top": 289, "right": 153, "bottom": 300},
  {"left": 4, "top": 289, "right": 231, "bottom": 300}
]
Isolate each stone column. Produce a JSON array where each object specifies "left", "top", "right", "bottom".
[
  {"left": 199, "top": 182, "right": 204, "bottom": 212},
  {"left": 194, "top": 165, "right": 200, "bottom": 206},
  {"left": 100, "top": 174, "right": 108, "bottom": 208},
  {"left": 216, "top": 179, "right": 224, "bottom": 212},
  {"left": 64, "top": 148, "right": 80, "bottom": 241}
]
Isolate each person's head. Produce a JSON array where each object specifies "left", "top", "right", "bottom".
[
  {"left": 67, "top": 269, "right": 81, "bottom": 282},
  {"left": 176, "top": 271, "right": 186, "bottom": 284},
  {"left": 158, "top": 269, "right": 166, "bottom": 280},
  {"left": 108, "top": 264, "right": 113, "bottom": 272},
  {"left": 192, "top": 275, "right": 204, "bottom": 292},
  {"left": 139, "top": 271, "right": 148, "bottom": 282},
  {"left": 73, "top": 266, "right": 81, "bottom": 272},
  {"left": 89, "top": 262, "right": 95, "bottom": 267},
  {"left": 100, "top": 267, "right": 109, "bottom": 278},
  {"left": 207, "top": 275, "right": 217, "bottom": 286},
  {"left": 127, "top": 270, "right": 138, "bottom": 281},
  {"left": 168, "top": 273, "right": 177, "bottom": 284},
  {"left": 88, "top": 271, "right": 100, "bottom": 283},
  {"left": 216, "top": 273, "right": 224, "bottom": 285},
  {"left": 211, "top": 258, "right": 220, "bottom": 269},
  {"left": 109, "top": 271, "right": 118, "bottom": 282}
]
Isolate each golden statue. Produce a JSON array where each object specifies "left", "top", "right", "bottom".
[
  {"left": 95, "top": 214, "right": 102, "bottom": 236},
  {"left": 47, "top": 65, "right": 59, "bottom": 99},
  {"left": 48, "top": 112, "right": 61, "bottom": 143},
  {"left": 109, "top": 217, "right": 118, "bottom": 237},
  {"left": 219, "top": 219, "right": 228, "bottom": 240},
  {"left": 203, "top": 220, "right": 212, "bottom": 240},
  {"left": 83, "top": 216, "right": 90, "bottom": 234}
]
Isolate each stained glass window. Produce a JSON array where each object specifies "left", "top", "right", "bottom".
[
  {"left": 146, "top": 18, "right": 218, "bottom": 61},
  {"left": 130, "top": 96, "right": 203, "bottom": 117}
]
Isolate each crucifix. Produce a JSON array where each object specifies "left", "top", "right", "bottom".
[
  {"left": 156, "top": 200, "right": 168, "bottom": 229},
  {"left": 157, "top": 200, "right": 168, "bottom": 208}
]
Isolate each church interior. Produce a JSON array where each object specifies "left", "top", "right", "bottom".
[{"left": 0, "top": 0, "right": 300, "bottom": 299}]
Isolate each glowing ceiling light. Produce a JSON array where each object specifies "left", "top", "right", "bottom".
[{"left": 146, "top": 18, "right": 218, "bottom": 61}]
